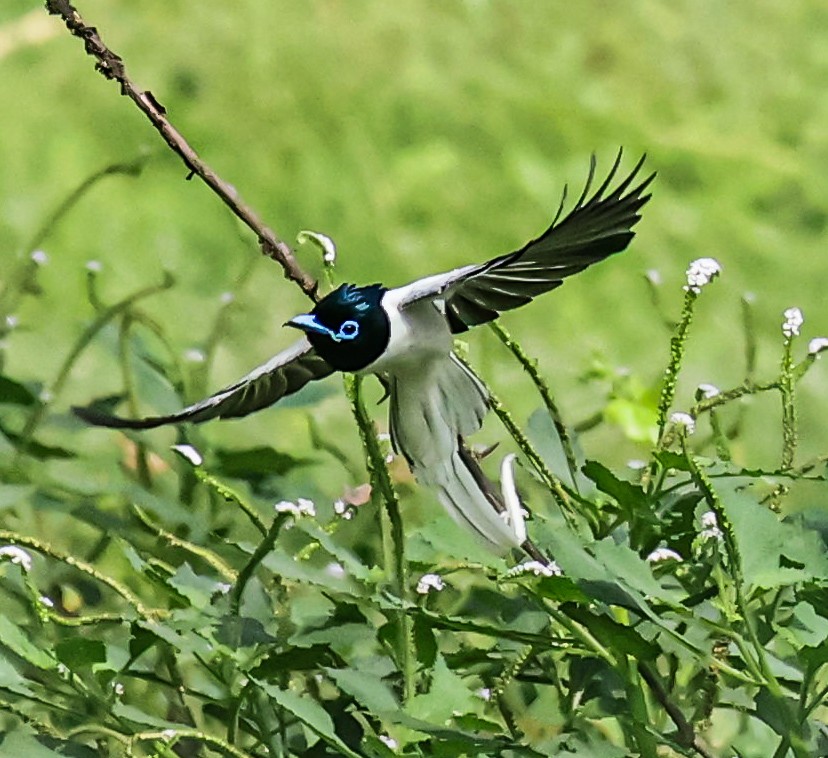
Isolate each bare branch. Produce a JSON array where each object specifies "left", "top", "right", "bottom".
[{"left": 45, "top": 0, "right": 319, "bottom": 301}]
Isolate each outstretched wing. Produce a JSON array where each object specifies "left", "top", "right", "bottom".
[
  {"left": 395, "top": 150, "right": 654, "bottom": 332},
  {"left": 73, "top": 338, "right": 334, "bottom": 430}
]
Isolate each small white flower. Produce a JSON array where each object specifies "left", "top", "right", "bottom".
[
  {"left": 274, "top": 498, "right": 316, "bottom": 518},
  {"left": 39, "top": 388, "right": 54, "bottom": 404},
  {"left": 645, "top": 269, "right": 662, "bottom": 286},
  {"left": 333, "top": 498, "right": 353, "bottom": 520},
  {"left": 325, "top": 562, "right": 346, "bottom": 579},
  {"left": 683, "top": 258, "right": 721, "bottom": 294},
  {"left": 160, "top": 729, "right": 176, "bottom": 742},
  {"left": 184, "top": 348, "right": 206, "bottom": 363},
  {"left": 85, "top": 260, "right": 103, "bottom": 272},
  {"left": 697, "top": 383, "right": 720, "bottom": 399},
  {"left": 627, "top": 459, "right": 647, "bottom": 470},
  {"left": 4, "top": 315, "right": 18, "bottom": 330},
  {"left": 782, "top": 307, "right": 804, "bottom": 339},
  {"left": 416, "top": 573, "right": 445, "bottom": 595},
  {"left": 476, "top": 687, "right": 492, "bottom": 701},
  {"left": 171, "top": 444, "right": 203, "bottom": 467},
  {"left": 214, "top": 582, "right": 232, "bottom": 595},
  {"left": 0, "top": 545, "right": 33, "bottom": 572},
  {"left": 669, "top": 412, "right": 695, "bottom": 435},
  {"left": 39, "top": 595, "right": 54, "bottom": 608},
  {"left": 31, "top": 250, "right": 48, "bottom": 265},
  {"left": 808, "top": 337, "right": 828, "bottom": 356},
  {"left": 113, "top": 682, "right": 125, "bottom": 696},
  {"left": 512, "top": 560, "right": 563, "bottom": 578},
  {"left": 378, "top": 734, "right": 398, "bottom": 750},
  {"left": 219, "top": 291, "right": 235, "bottom": 304},
  {"left": 646, "top": 547, "right": 683, "bottom": 563},
  {"left": 700, "top": 511, "right": 723, "bottom": 541}
]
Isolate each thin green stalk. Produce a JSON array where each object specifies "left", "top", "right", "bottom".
[
  {"left": 230, "top": 514, "right": 289, "bottom": 615},
  {"left": 488, "top": 321, "right": 581, "bottom": 491},
  {"left": 0, "top": 529, "right": 163, "bottom": 620},
  {"left": 620, "top": 656, "right": 659, "bottom": 758},
  {"left": 346, "top": 374, "right": 413, "bottom": 701},
  {"left": 15, "top": 273, "right": 175, "bottom": 458},
  {"left": 687, "top": 455, "right": 810, "bottom": 757},
  {"left": 131, "top": 504, "right": 237, "bottom": 581},
  {"left": 780, "top": 332, "right": 797, "bottom": 470}
]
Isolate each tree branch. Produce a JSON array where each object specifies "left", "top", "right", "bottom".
[{"left": 45, "top": 0, "right": 319, "bottom": 301}]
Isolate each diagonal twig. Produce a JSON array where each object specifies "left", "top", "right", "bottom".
[{"left": 45, "top": 0, "right": 319, "bottom": 302}]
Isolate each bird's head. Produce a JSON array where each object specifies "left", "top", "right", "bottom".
[{"left": 286, "top": 283, "right": 390, "bottom": 372}]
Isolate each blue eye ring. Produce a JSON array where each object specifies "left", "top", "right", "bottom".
[{"left": 337, "top": 320, "right": 360, "bottom": 340}]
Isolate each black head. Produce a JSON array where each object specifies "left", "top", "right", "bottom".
[{"left": 286, "top": 284, "right": 390, "bottom": 372}]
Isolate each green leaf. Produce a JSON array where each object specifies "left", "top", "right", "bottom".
[
  {"left": 213, "top": 445, "right": 313, "bottom": 480},
  {"left": 719, "top": 480, "right": 828, "bottom": 589},
  {"left": 562, "top": 604, "right": 659, "bottom": 660},
  {"left": 0, "top": 729, "right": 66, "bottom": 757},
  {"left": 0, "top": 484, "right": 35, "bottom": 511},
  {"left": 252, "top": 645, "right": 342, "bottom": 678},
  {"left": 55, "top": 638, "right": 106, "bottom": 669},
  {"left": 0, "top": 375, "right": 38, "bottom": 406},
  {"left": 167, "top": 563, "right": 222, "bottom": 608},
  {"left": 405, "top": 655, "right": 479, "bottom": 724},
  {"left": 214, "top": 616, "right": 277, "bottom": 647},
  {"left": 0, "top": 616, "right": 55, "bottom": 670},
  {"left": 325, "top": 666, "right": 399, "bottom": 713},
  {"left": 255, "top": 679, "right": 362, "bottom": 758}
]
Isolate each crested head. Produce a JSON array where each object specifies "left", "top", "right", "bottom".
[{"left": 287, "top": 283, "right": 390, "bottom": 372}]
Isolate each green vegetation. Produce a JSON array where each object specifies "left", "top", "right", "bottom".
[{"left": 1, "top": 2, "right": 826, "bottom": 756}]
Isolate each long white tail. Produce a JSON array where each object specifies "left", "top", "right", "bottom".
[{"left": 388, "top": 353, "right": 521, "bottom": 553}]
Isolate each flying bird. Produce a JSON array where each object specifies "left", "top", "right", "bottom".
[{"left": 74, "top": 152, "right": 654, "bottom": 556}]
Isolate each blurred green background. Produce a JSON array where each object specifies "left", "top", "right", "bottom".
[{"left": 2, "top": 0, "right": 826, "bottom": 495}]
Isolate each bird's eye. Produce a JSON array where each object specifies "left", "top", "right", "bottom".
[{"left": 338, "top": 320, "right": 359, "bottom": 340}]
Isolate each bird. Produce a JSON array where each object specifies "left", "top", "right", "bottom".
[{"left": 74, "top": 151, "right": 654, "bottom": 557}]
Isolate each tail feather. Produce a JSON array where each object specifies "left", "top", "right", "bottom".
[{"left": 388, "top": 353, "right": 521, "bottom": 553}]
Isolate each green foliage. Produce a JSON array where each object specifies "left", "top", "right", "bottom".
[{"left": 2, "top": 3, "right": 827, "bottom": 757}]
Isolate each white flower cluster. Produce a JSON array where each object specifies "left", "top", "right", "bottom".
[
  {"left": 809, "top": 337, "right": 828, "bottom": 356},
  {"left": 684, "top": 258, "right": 721, "bottom": 294},
  {"left": 782, "top": 307, "right": 804, "bottom": 338},
  {"left": 333, "top": 498, "right": 354, "bottom": 520},
  {"left": 697, "top": 383, "right": 720, "bottom": 399},
  {"left": 416, "top": 573, "right": 445, "bottom": 595},
  {"left": 669, "top": 412, "right": 695, "bottom": 435},
  {"left": 274, "top": 498, "right": 316, "bottom": 518},
  {"left": 510, "top": 560, "right": 563, "bottom": 578},
  {"left": 646, "top": 547, "right": 683, "bottom": 564},
  {"left": 0, "top": 545, "right": 32, "bottom": 572},
  {"left": 700, "top": 511, "right": 723, "bottom": 541}
]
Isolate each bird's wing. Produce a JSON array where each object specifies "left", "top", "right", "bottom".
[
  {"left": 394, "top": 151, "right": 655, "bottom": 332},
  {"left": 73, "top": 338, "right": 334, "bottom": 429}
]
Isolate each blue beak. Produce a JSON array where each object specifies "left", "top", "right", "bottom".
[{"left": 286, "top": 313, "right": 333, "bottom": 338}]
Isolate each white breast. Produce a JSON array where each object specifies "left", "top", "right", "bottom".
[{"left": 362, "top": 291, "right": 453, "bottom": 374}]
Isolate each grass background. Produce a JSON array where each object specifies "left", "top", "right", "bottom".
[{"left": 2, "top": 0, "right": 826, "bottom": 494}]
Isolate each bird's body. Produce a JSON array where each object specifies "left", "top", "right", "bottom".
[{"left": 74, "top": 152, "right": 654, "bottom": 557}]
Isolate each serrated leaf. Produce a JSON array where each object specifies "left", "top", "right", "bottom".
[
  {"left": 252, "top": 645, "right": 342, "bottom": 678},
  {"left": 255, "top": 679, "right": 361, "bottom": 758},
  {"left": 562, "top": 604, "right": 659, "bottom": 660},
  {"left": 167, "top": 563, "right": 222, "bottom": 608},
  {"left": 214, "top": 616, "right": 277, "bottom": 647},
  {"left": 0, "top": 729, "right": 66, "bottom": 757},
  {"left": 0, "top": 617, "right": 55, "bottom": 670},
  {"left": 412, "top": 614, "right": 437, "bottom": 668},
  {"left": 55, "top": 638, "right": 106, "bottom": 669},
  {"left": 325, "top": 666, "right": 399, "bottom": 713}
]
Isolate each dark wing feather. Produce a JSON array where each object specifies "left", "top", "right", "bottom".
[
  {"left": 397, "top": 151, "right": 654, "bottom": 332},
  {"left": 73, "top": 338, "right": 334, "bottom": 430}
]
